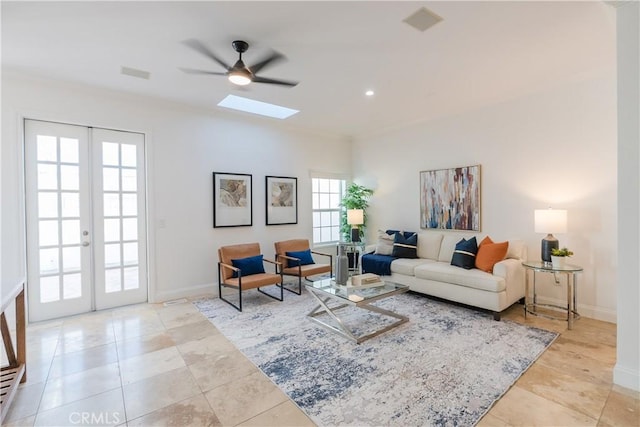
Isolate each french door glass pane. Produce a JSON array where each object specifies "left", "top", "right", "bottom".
[
  {"left": 105, "top": 269, "right": 121, "bottom": 293},
  {"left": 61, "top": 220, "right": 80, "bottom": 245},
  {"left": 38, "top": 193, "right": 58, "bottom": 218},
  {"left": 62, "top": 247, "right": 81, "bottom": 272},
  {"left": 104, "top": 193, "right": 120, "bottom": 216},
  {"left": 39, "top": 220, "right": 59, "bottom": 246},
  {"left": 331, "top": 227, "right": 340, "bottom": 242},
  {"left": 63, "top": 273, "right": 82, "bottom": 299},
  {"left": 60, "top": 138, "right": 79, "bottom": 163},
  {"left": 102, "top": 142, "right": 119, "bottom": 166},
  {"left": 103, "top": 168, "right": 119, "bottom": 191},
  {"left": 121, "top": 193, "right": 137, "bottom": 216},
  {"left": 40, "top": 276, "right": 60, "bottom": 303},
  {"left": 60, "top": 165, "right": 79, "bottom": 190},
  {"left": 39, "top": 248, "right": 59, "bottom": 274},
  {"left": 122, "top": 218, "right": 137, "bottom": 241},
  {"left": 38, "top": 164, "right": 58, "bottom": 190},
  {"left": 123, "top": 267, "right": 138, "bottom": 290},
  {"left": 123, "top": 242, "right": 138, "bottom": 265},
  {"left": 121, "top": 144, "right": 136, "bottom": 167},
  {"left": 37, "top": 135, "right": 57, "bottom": 161},
  {"left": 121, "top": 169, "right": 136, "bottom": 191},
  {"left": 61, "top": 192, "right": 80, "bottom": 217},
  {"left": 104, "top": 219, "right": 120, "bottom": 242},
  {"left": 105, "top": 243, "right": 121, "bottom": 268}
]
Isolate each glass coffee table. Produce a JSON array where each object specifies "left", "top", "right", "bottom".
[{"left": 305, "top": 278, "right": 409, "bottom": 344}]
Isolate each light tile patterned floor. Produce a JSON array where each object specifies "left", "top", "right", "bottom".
[{"left": 3, "top": 294, "right": 638, "bottom": 426}]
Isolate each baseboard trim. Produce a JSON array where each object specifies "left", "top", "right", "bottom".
[
  {"left": 614, "top": 364, "right": 640, "bottom": 392},
  {"left": 534, "top": 296, "right": 616, "bottom": 323},
  {"left": 152, "top": 283, "right": 215, "bottom": 304}
]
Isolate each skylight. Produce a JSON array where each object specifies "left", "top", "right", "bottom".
[{"left": 217, "top": 95, "right": 299, "bottom": 119}]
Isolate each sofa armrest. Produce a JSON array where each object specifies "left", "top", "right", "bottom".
[{"left": 493, "top": 258, "right": 525, "bottom": 303}]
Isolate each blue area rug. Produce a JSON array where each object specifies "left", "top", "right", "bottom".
[{"left": 194, "top": 287, "right": 557, "bottom": 426}]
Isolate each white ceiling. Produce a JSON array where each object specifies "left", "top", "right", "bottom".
[{"left": 1, "top": 1, "right": 615, "bottom": 139}]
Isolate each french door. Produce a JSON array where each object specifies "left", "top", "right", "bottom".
[{"left": 25, "top": 119, "right": 147, "bottom": 322}]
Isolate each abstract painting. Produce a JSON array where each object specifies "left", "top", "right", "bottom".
[
  {"left": 420, "top": 165, "right": 481, "bottom": 231},
  {"left": 213, "top": 172, "right": 252, "bottom": 227},
  {"left": 266, "top": 176, "right": 297, "bottom": 225}
]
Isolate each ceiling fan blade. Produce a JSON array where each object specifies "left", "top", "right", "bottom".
[
  {"left": 182, "top": 39, "right": 231, "bottom": 71},
  {"left": 252, "top": 75, "right": 298, "bottom": 87},
  {"left": 179, "top": 67, "right": 227, "bottom": 76},
  {"left": 248, "top": 51, "right": 285, "bottom": 74}
]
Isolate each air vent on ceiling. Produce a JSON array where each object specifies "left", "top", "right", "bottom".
[
  {"left": 403, "top": 7, "right": 443, "bottom": 32},
  {"left": 121, "top": 66, "right": 151, "bottom": 80}
]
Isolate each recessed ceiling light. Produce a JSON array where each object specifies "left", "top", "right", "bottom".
[
  {"left": 365, "top": 90, "right": 375, "bottom": 96},
  {"left": 217, "top": 94, "right": 299, "bottom": 119}
]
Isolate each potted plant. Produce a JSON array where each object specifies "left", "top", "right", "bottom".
[
  {"left": 550, "top": 247, "right": 573, "bottom": 268},
  {"left": 339, "top": 183, "right": 374, "bottom": 242}
]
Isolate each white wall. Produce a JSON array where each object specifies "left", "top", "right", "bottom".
[
  {"left": 353, "top": 69, "right": 618, "bottom": 322},
  {"left": 615, "top": 1, "right": 640, "bottom": 392},
  {"left": 1, "top": 73, "right": 350, "bottom": 306}
]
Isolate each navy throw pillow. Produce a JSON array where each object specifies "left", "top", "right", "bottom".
[
  {"left": 451, "top": 237, "right": 479, "bottom": 269},
  {"left": 391, "top": 232, "right": 418, "bottom": 258},
  {"left": 285, "top": 249, "right": 315, "bottom": 268},
  {"left": 231, "top": 255, "right": 265, "bottom": 278}
]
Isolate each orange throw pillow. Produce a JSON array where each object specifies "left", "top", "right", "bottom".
[{"left": 476, "top": 236, "right": 509, "bottom": 273}]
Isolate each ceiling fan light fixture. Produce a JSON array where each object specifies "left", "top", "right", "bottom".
[{"left": 228, "top": 70, "right": 251, "bottom": 86}]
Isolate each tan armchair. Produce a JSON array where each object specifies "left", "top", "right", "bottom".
[
  {"left": 218, "top": 243, "right": 283, "bottom": 311},
  {"left": 274, "top": 239, "right": 332, "bottom": 295}
]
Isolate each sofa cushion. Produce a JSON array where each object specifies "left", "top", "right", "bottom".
[
  {"left": 475, "top": 236, "right": 508, "bottom": 273},
  {"left": 451, "top": 237, "right": 478, "bottom": 269},
  {"left": 416, "top": 232, "right": 444, "bottom": 260},
  {"left": 231, "top": 255, "right": 265, "bottom": 278},
  {"left": 438, "top": 234, "right": 469, "bottom": 262},
  {"left": 390, "top": 258, "right": 435, "bottom": 276},
  {"left": 414, "top": 262, "right": 506, "bottom": 293},
  {"left": 392, "top": 232, "right": 418, "bottom": 258},
  {"left": 374, "top": 229, "right": 395, "bottom": 255},
  {"left": 506, "top": 239, "right": 525, "bottom": 260}
]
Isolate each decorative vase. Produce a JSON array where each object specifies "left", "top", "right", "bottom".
[
  {"left": 551, "top": 255, "right": 565, "bottom": 269},
  {"left": 336, "top": 245, "right": 349, "bottom": 285}
]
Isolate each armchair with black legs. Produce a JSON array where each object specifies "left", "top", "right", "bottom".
[
  {"left": 274, "top": 239, "right": 333, "bottom": 295},
  {"left": 218, "top": 243, "right": 283, "bottom": 312}
]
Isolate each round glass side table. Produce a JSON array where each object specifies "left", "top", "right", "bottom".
[{"left": 522, "top": 261, "right": 583, "bottom": 329}]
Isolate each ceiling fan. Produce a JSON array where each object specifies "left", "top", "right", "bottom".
[{"left": 180, "top": 39, "right": 298, "bottom": 87}]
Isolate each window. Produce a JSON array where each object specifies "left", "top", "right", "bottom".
[{"left": 312, "top": 177, "right": 345, "bottom": 245}]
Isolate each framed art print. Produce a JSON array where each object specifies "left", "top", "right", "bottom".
[
  {"left": 420, "top": 165, "right": 481, "bottom": 231},
  {"left": 265, "top": 176, "right": 297, "bottom": 225},
  {"left": 212, "top": 172, "right": 252, "bottom": 227}
]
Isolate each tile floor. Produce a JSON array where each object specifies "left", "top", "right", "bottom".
[{"left": 3, "top": 294, "right": 639, "bottom": 426}]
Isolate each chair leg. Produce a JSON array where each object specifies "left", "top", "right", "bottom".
[{"left": 219, "top": 284, "right": 242, "bottom": 312}]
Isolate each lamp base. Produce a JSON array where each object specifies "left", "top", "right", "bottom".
[
  {"left": 351, "top": 227, "right": 360, "bottom": 242},
  {"left": 541, "top": 234, "right": 559, "bottom": 263}
]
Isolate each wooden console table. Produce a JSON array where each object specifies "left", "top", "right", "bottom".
[{"left": 1, "top": 280, "right": 27, "bottom": 423}]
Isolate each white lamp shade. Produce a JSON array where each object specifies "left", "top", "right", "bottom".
[
  {"left": 534, "top": 209, "right": 567, "bottom": 234},
  {"left": 347, "top": 209, "right": 364, "bottom": 225}
]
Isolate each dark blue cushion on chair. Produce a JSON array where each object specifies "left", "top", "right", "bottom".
[
  {"left": 231, "top": 255, "right": 265, "bottom": 278},
  {"left": 285, "top": 249, "right": 315, "bottom": 268},
  {"left": 451, "top": 237, "right": 478, "bottom": 269}
]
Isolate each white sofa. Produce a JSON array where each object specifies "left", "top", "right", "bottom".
[{"left": 365, "top": 232, "right": 527, "bottom": 320}]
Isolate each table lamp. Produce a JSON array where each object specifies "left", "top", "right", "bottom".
[
  {"left": 347, "top": 209, "right": 364, "bottom": 242},
  {"left": 534, "top": 208, "right": 567, "bottom": 263}
]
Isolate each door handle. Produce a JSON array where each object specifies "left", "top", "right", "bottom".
[{"left": 82, "top": 241, "right": 90, "bottom": 247}]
